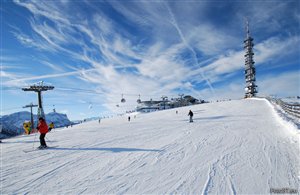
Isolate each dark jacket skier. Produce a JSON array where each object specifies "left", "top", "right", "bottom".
[{"left": 188, "top": 110, "right": 194, "bottom": 123}]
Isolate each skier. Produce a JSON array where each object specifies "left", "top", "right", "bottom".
[
  {"left": 188, "top": 110, "right": 194, "bottom": 123},
  {"left": 48, "top": 122, "right": 54, "bottom": 132},
  {"left": 23, "top": 121, "right": 31, "bottom": 135},
  {"left": 37, "top": 117, "right": 48, "bottom": 149},
  {"left": 128, "top": 116, "right": 131, "bottom": 122}
]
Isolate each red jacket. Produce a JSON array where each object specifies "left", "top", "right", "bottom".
[{"left": 38, "top": 120, "right": 48, "bottom": 134}]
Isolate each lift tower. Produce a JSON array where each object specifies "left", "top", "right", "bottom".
[
  {"left": 22, "top": 81, "right": 54, "bottom": 119},
  {"left": 23, "top": 103, "right": 38, "bottom": 128},
  {"left": 244, "top": 20, "right": 258, "bottom": 98}
]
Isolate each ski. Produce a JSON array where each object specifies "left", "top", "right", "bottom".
[{"left": 23, "top": 145, "right": 59, "bottom": 153}]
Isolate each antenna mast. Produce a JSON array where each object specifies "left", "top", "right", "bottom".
[{"left": 244, "top": 19, "right": 258, "bottom": 98}]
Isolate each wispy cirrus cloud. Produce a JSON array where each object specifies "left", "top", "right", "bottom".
[
  {"left": 4, "top": 0, "right": 299, "bottom": 117},
  {"left": 191, "top": 35, "right": 300, "bottom": 85},
  {"left": 254, "top": 36, "right": 300, "bottom": 65},
  {"left": 2, "top": 68, "right": 97, "bottom": 86}
]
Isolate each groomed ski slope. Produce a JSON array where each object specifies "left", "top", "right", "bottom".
[{"left": 1, "top": 98, "right": 299, "bottom": 194}]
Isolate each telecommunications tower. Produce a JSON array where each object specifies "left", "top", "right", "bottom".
[{"left": 244, "top": 20, "right": 257, "bottom": 98}]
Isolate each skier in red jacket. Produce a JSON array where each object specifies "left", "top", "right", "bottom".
[{"left": 37, "top": 117, "right": 48, "bottom": 149}]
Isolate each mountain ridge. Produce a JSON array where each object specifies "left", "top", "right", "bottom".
[{"left": 0, "top": 111, "right": 72, "bottom": 137}]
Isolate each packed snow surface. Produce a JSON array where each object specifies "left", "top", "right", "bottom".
[{"left": 1, "top": 99, "right": 299, "bottom": 194}]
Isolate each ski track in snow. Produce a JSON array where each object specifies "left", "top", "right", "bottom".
[{"left": 1, "top": 99, "right": 299, "bottom": 194}]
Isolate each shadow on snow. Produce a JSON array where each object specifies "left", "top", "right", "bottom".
[
  {"left": 181, "top": 115, "right": 228, "bottom": 121},
  {"left": 4, "top": 140, "right": 57, "bottom": 144},
  {"left": 48, "top": 147, "right": 163, "bottom": 153}
]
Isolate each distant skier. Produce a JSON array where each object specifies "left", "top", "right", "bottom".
[
  {"left": 176, "top": 110, "right": 178, "bottom": 114},
  {"left": 188, "top": 110, "right": 194, "bottom": 123},
  {"left": 48, "top": 122, "right": 54, "bottom": 132},
  {"left": 37, "top": 117, "right": 48, "bottom": 149},
  {"left": 128, "top": 116, "right": 131, "bottom": 122},
  {"left": 98, "top": 119, "right": 101, "bottom": 124}
]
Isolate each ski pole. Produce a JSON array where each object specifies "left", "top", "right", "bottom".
[
  {"left": 33, "top": 132, "right": 37, "bottom": 149},
  {"left": 45, "top": 137, "right": 51, "bottom": 142}
]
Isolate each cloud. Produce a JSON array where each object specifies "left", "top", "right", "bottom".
[
  {"left": 258, "top": 71, "right": 300, "bottom": 97},
  {"left": 235, "top": 1, "right": 298, "bottom": 35},
  {"left": 40, "top": 61, "right": 65, "bottom": 72},
  {"left": 200, "top": 82, "right": 244, "bottom": 101},
  {"left": 1, "top": 70, "right": 17, "bottom": 79},
  {"left": 59, "top": 109, "right": 69, "bottom": 114},
  {"left": 13, "top": 0, "right": 71, "bottom": 25},
  {"left": 192, "top": 35, "right": 300, "bottom": 85},
  {"left": 107, "top": 1, "right": 169, "bottom": 28},
  {"left": 12, "top": 30, "right": 54, "bottom": 51},
  {"left": 188, "top": 25, "right": 239, "bottom": 56},
  {"left": 254, "top": 36, "right": 300, "bottom": 65},
  {"left": 199, "top": 70, "right": 300, "bottom": 101},
  {"left": 0, "top": 70, "right": 28, "bottom": 87},
  {"left": 2, "top": 68, "right": 97, "bottom": 87},
  {"left": 7, "top": 0, "right": 300, "bottom": 117},
  {"left": 163, "top": 3, "right": 216, "bottom": 94}
]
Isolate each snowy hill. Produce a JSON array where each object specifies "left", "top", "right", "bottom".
[
  {"left": 45, "top": 112, "right": 72, "bottom": 128},
  {"left": 1, "top": 98, "right": 299, "bottom": 194},
  {"left": 0, "top": 111, "right": 72, "bottom": 137}
]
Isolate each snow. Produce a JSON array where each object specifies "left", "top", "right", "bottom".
[
  {"left": 266, "top": 98, "right": 300, "bottom": 131},
  {"left": 1, "top": 99, "right": 299, "bottom": 194},
  {"left": 281, "top": 98, "right": 300, "bottom": 104}
]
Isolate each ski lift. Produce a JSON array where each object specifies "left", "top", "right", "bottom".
[
  {"left": 137, "top": 94, "right": 141, "bottom": 104},
  {"left": 121, "top": 94, "right": 126, "bottom": 103}
]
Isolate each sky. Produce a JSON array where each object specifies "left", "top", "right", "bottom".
[{"left": 1, "top": 0, "right": 299, "bottom": 120}]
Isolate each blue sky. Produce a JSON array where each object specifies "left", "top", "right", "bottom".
[{"left": 1, "top": 0, "right": 299, "bottom": 120}]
